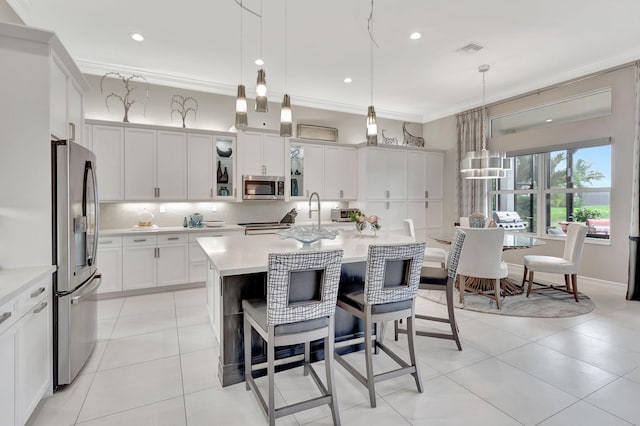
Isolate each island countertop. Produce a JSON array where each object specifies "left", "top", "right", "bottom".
[{"left": 197, "top": 230, "right": 413, "bottom": 277}]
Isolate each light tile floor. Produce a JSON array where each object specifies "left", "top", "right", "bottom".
[{"left": 26, "top": 281, "right": 640, "bottom": 426}]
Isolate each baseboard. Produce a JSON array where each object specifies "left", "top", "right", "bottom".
[
  {"left": 96, "top": 281, "right": 205, "bottom": 300},
  {"left": 505, "top": 263, "right": 626, "bottom": 289}
]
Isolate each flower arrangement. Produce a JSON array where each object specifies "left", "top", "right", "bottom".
[{"left": 349, "top": 210, "right": 381, "bottom": 236}]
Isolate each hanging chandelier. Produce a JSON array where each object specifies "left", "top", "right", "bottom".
[
  {"left": 234, "top": 1, "right": 248, "bottom": 130},
  {"left": 460, "top": 64, "right": 511, "bottom": 179},
  {"left": 254, "top": 0, "right": 268, "bottom": 112},
  {"left": 365, "top": 0, "right": 378, "bottom": 145},
  {"left": 280, "top": 0, "right": 292, "bottom": 137}
]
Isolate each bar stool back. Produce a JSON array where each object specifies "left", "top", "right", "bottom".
[
  {"left": 243, "top": 249, "right": 344, "bottom": 426},
  {"left": 335, "top": 242, "right": 425, "bottom": 408}
]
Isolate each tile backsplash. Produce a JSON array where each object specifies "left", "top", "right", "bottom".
[{"left": 100, "top": 201, "right": 347, "bottom": 229}]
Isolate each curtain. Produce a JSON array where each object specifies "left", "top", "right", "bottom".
[
  {"left": 628, "top": 62, "right": 640, "bottom": 300},
  {"left": 456, "top": 109, "right": 489, "bottom": 219}
]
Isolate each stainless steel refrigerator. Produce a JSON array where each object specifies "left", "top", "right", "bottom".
[{"left": 51, "top": 140, "right": 101, "bottom": 389}]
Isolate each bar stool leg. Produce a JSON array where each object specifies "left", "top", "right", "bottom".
[
  {"left": 363, "top": 311, "right": 376, "bottom": 408},
  {"left": 446, "top": 281, "right": 462, "bottom": 350},
  {"left": 325, "top": 318, "right": 341, "bottom": 426},
  {"left": 406, "top": 312, "right": 424, "bottom": 393},
  {"left": 304, "top": 342, "right": 310, "bottom": 376},
  {"left": 267, "top": 328, "right": 276, "bottom": 426},
  {"left": 244, "top": 314, "right": 251, "bottom": 391}
]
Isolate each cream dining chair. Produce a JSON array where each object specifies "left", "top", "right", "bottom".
[
  {"left": 522, "top": 223, "right": 588, "bottom": 302},
  {"left": 457, "top": 227, "right": 508, "bottom": 309},
  {"left": 403, "top": 218, "right": 447, "bottom": 267}
]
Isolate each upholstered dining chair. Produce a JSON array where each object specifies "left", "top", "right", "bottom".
[
  {"left": 395, "top": 228, "right": 466, "bottom": 350},
  {"left": 403, "top": 218, "right": 447, "bottom": 267},
  {"left": 243, "top": 249, "right": 344, "bottom": 426},
  {"left": 335, "top": 242, "right": 425, "bottom": 408},
  {"left": 457, "top": 227, "right": 507, "bottom": 309},
  {"left": 522, "top": 223, "right": 588, "bottom": 302}
]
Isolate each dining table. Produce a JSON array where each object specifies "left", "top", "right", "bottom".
[{"left": 429, "top": 229, "right": 545, "bottom": 296}]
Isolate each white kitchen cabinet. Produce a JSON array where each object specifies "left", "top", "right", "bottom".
[
  {"left": 367, "top": 200, "right": 407, "bottom": 232},
  {"left": 188, "top": 230, "right": 243, "bottom": 283},
  {"left": 324, "top": 146, "right": 357, "bottom": 200},
  {"left": 50, "top": 53, "right": 84, "bottom": 143},
  {"left": 122, "top": 234, "right": 189, "bottom": 290},
  {"left": 425, "top": 198, "right": 443, "bottom": 233},
  {"left": 157, "top": 234, "right": 189, "bottom": 287},
  {"left": 0, "top": 299, "right": 17, "bottom": 426},
  {"left": 122, "top": 236, "right": 157, "bottom": 290},
  {"left": 425, "top": 151, "right": 444, "bottom": 199},
  {"left": 407, "top": 200, "right": 427, "bottom": 240},
  {"left": 124, "top": 129, "right": 187, "bottom": 200},
  {"left": 238, "top": 131, "right": 286, "bottom": 177},
  {"left": 97, "top": 237, "right": 122, "bottom": 294},
  {"left": 364, "top": 148, "right": 407, "bottom": 200},
  {"left": 92, "top": 125, "right": 125, "bottom": 201},
  {"left": 187, "top": 133, "right": 237, "bottom": 200},
  {"left": 0, "top": 272, "right": 52, "bottom": 426},
  {"left": 18, "top": 292, "right": 50, "bottom": 424},
  {"left": 407, "top": 151, "right": 427, "bottom": 200},
  {"left": 289, "top": 142, "right": 324, "bottom": 199}
]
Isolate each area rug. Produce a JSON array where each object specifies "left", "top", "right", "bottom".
[{"left": 420, "top": 283, "right": 595, "bottom": 318}]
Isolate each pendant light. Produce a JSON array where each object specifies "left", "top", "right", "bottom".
[
  {"left": 280, "top": 0, "right": 293, "bottom": 137},
  {"left": 235, "top": 1, "right": 248, "bottom": 130},
  {"left": 460, "top": 64, "right": 511, "bottom": 179},
  {"left": 255, "top": 0, "right": 268, "bottom": 112},
  {"left": 365, "top": 0, "right": 378, "bottom": 145}
]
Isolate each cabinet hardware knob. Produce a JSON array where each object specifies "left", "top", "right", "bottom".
[
  {"left": 0, "top": 312, "right": 11, "bottom": 325},
  {"left": 133, "top": 239, "right": 146, "bottom": 242},
  {"left": 425, "top": 201, "right": 429, "bottom": 208},
  {"left": 33, "top": 301, "right": 48, "bottom": 314},
  {"left": 30, "top": 287, "right": 45, "bottom": 298},
  {"left": 99, "top": 240, "right": 113, "bottom": 244},
  {"left": 168, "top": 237, "right": 179, "bottom": 241}
]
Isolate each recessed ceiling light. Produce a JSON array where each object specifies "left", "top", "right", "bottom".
[
  {"left": 409, "top": 32, "right": 422, "bottom": 40},
  {"left": 255, "top": 58, "right": 264, "bottom": 66},
  {"left": 130, "top": 33, "right": 144, "bottom": 42},
  {"left": 344, "top": 77, "right": 352, "bottom": 83},
  {"left": 545, "top": 118, "right": 553, "bottom": 122}
]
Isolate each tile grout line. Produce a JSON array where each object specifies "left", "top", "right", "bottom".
[{"left": 173, "top": 290, "right": 190, "bottom": 426}]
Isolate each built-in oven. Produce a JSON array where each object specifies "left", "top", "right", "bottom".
[{"left": 242, "top": 175, "right": 285, "bottom": 200}]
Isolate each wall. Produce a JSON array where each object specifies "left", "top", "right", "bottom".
[{"left": 423, "top": 65, "right": 636, "bottom": 285}]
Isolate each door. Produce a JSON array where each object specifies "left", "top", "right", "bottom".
[
  {"left": 239, "top": 132, "right": 263, "bottom": 176},
  {"left": 67, "top": 273, "right": 100, "bottom": 384},
  {"left": 123, "top": 245, "right": 157, "bottom": 290},
  {"left": 92, "top": 125, "right": 124, "bottom": 201},
  {"left": 407, "top": 151, "right": 426, "bottom": 200},
  {"left": 156, "top": 131, "right": 187, "bottom": 199},
  {"left": 124, "top": 128, "right": 156, "bottom": 200},
  {"left": 262, "top": 134, "right": 285, "bottom": 176},
  {"left": 0, "top": 327, "right": 16, "bottom": 426},
  {"left": 188, "top": 134, "right": 213, "bottom": 200},
  {"left": 157, "top": 244, "right": 189, "bottom": 286}
]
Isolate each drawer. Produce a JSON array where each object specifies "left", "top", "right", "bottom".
[
  {"left": 188, "top": 232, "right": 230, "bottom": 243},
  {"left": 157, "top": 233, "right": 188, "bottom": 245},
  {"left": 0, "top": 298, "right": 18, "bottom": 335},
  {"left": 123, "top": 235, "right": 157, "bottom": 247},
  {"left": 19, "top": 277, "right": 51, "bottom": 318},
  {"left": 98, "top": 236, "right": 123, "bottom": 247}
]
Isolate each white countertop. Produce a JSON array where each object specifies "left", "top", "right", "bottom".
[
  {"left": 0, "top": 265, "right": 56, "bottom": 306},
  {"left": 100, "top": 225, "right": 244, "bottom": 236},
  {"left": 197, "top": 230, "right": 413, "bottom": 276}
]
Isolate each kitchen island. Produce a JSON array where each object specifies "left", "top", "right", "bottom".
[{"left": 197, "top": 229, "right": 413, "bottom": 387}]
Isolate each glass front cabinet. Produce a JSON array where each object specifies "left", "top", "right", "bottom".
[
  {"left": 289, "top": 143, "right": 325, "bottom": 200},
  {"left": 187, "top": 133, "right": 237, "bottom": 200}
]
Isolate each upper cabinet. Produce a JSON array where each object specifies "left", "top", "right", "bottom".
[
  {"left": 92, "top": 125, "right": 125, "bottom": 201},
  {"left": 187, "top": 133, "right": 237, "bottom": 200},
  {"left": 238, "top": 131, "right": 286, "bottom": 177},
  {"left": 50, "top": 52, "right": 86, "bottom": 145},
  {"left": 124, "top": 128, "right": 187, "bottom": 200},
  {"left": 324, "top": 146, "right": 357, "bottom": 200},
  {"left": 425, "top": 151, "right": 444, "bottom": 200},
  {"left": 363, "top": 148, "right": 407, "bottom": 200},
  {"left": 289, "top": 142, "right": 324, "bottom": 199}
]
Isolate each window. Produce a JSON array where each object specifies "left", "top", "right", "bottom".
[{"left": 491, "top": 140, "right": 611, "bottom": 239}]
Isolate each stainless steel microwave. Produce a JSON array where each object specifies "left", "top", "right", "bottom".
[
  {"left": 242, "top": 175, "right": 286, "bottom": 200},
  {"left": 331, "top": 208, "right": 359, "bottom": 222}
]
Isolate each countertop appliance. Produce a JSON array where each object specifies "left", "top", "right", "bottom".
[
  {"left": 330, "top": 208, "right": 359, "bottom": 222},
  {"left": 52, "top": 140, "right": 101, "bottom": 390},
  {"left": 240, "top": 222, "right": 291, "bottom": 235},
  {"left": 492, "top": 211, "right": 528, "bottom": 230},
  {"left": 242, "top": 175, "right": 285, "bottom": 200}
]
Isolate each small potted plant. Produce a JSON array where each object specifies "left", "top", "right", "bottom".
[
  {"left": 350, "top": 210, "right": 368, "bottom": 236},
  {"left": 368, "top": 215, "right": 381, "bottom": 236}
]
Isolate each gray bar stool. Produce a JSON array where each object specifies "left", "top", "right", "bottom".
[
  {"left": 243, "top": 249, "right": 344, "bottom": 426},
  {"left": 394, "top": 229, "right": 466, "bottom": 350},
  {"left": 335, "top": 242, "right": 426, "bottom": 408}
]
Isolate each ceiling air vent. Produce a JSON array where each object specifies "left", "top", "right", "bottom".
[{"left": 457, "top": 42, "right": 484, "bottom": 55}]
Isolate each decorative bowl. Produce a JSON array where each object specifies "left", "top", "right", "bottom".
[{"left": 277, "top": 226, "right": 339, "bottom": 246}]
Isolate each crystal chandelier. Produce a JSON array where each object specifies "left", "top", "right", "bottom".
[{"left": 460, "top": 64, "right": 511, "bottom": 179}]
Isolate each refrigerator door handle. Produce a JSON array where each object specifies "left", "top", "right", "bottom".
[
  {"left": 83, "top": 160, "right": 99, "bottom": 267},
  {"left": 70, "top": 274, "right": 102, "bottom": 305}
]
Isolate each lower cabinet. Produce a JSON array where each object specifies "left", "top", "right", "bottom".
[
  {"left": 122, "top": 234, "right": 188, "bottom": 291},
  {"left": 0, "top": 273, "right": 52, "bottom": 426},
  {"left": 97, "top": 237, "right": 123, "bottom": 294}
]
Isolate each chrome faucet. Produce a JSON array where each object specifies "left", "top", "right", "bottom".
[{"left": 308, "top": 192, "right": 321, "bottom": 229}]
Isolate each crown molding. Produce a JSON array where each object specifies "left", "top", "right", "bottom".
[{"left": 77, "top": 59, "right": 423, "bottom": 124}]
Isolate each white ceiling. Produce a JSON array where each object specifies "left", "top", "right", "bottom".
[{"left": 9, "top": 0, "right": 640, "bottom": 123}]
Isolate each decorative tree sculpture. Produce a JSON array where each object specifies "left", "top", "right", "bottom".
[
  {"left": 170, "top": 95, "right": 199, "bottom": 128},
  {"left": 100, "top": 72, "right": 149, "bottom": 122}
]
